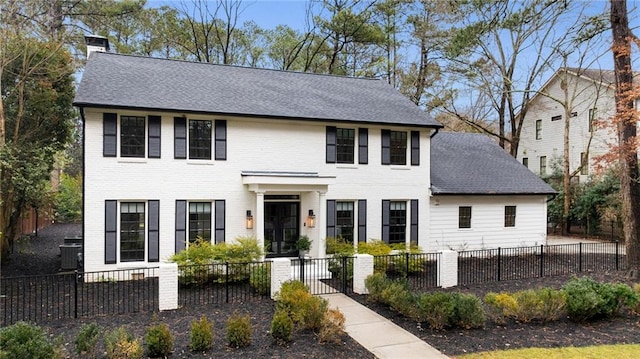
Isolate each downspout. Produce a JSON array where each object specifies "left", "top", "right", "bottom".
[
  {"left": 430, "top": 127, "right": 440, "bottom": 138},
  {"left": 79, "top": 106, "right": 86, "bottom": 269}
]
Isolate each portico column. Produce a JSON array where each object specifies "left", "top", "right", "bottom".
[
  {"left": 256, "top": 191, "right": 265, "bottom": 255},
  {"left": 318, "top": 191, "right": 327, "bottom": 258}
]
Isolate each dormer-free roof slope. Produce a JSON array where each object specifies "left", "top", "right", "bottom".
[
  {"left": 431, "top": 132, "right": 555, "bottom": 195},
  {"left": 74, "top": 52, "right": 441, "bottom": 128}
]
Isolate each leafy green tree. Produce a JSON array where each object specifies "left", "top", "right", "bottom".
[{"left": 55, "top": 173, "right": 82, "bottom": 223}]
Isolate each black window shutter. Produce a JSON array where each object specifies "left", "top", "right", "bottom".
[
  {"left": 174, "top": 117, "right": 187, "bottom": 159},
  {"left": 103, "top": 113, "right": 117, "bottom": 157},
  {"left": 175, "top": 200, "right": 186, "bottom": 252},
  {"left": 148, "top": 200, "right": 160, "bottom": 262},
  {"left": 148, "top": 116, "right": 161, "bottom": 158},
  {"left": 382, "top": 200, "right": 390, "bottom": 243},
  {"left": 215, "top": 120, "right": 227, "bottom": 160},
  {"left": 215, "top": 200, "right": 225, "bottom": 243},
  {"left": 358, "top": 128, "right": 368, "bottom": 164},
  {"left": 326, "top": 126, "right": 337, "bottom": 163},
  {"left": 105, "top": 200, "right": 117, "bottom": 264},
  {"left": 358, "top": 199, "right": 367, "bottom": 242},
  {"left": 410, "top": 199, "right": 418, "bottom": 245},
  {"left": 411, "top": 131, "right": 420, "bottom": 166},
  {"left": 381, "top": 129, "right": 391, "bottom": 165},
  {"left": 326, "top": 200, "right": 336, "bottom": 238}
]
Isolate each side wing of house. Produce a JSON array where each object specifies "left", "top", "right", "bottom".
[{"left": 517, "top": 72, "right": 616, "bottom": 180}]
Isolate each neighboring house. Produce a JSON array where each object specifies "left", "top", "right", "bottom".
[
  {"left": 74, "top": 37, "right": 553, "bottom": 272},
  {"left": 430, "top": 133, "right": 555, "bottom": 250},
  {"left": 517, "top": 68, "right": 620, "bottom": 181}
]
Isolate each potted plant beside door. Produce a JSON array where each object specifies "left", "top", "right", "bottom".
[{"left": 296, "top": 235, "right": 312, "bottom": 258}]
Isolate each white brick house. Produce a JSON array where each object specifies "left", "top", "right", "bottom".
[
  {"left": 74, "top": 39, "right": 554, "bottom": 271},
  {"left": 517, "top": 68, "right": 621, "bottom": 180}
]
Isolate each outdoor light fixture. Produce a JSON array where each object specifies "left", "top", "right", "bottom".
[
  {"left": 306, "top": 209, "right": 316, "bottom": 228},
  {"left": 246, "top": 210, "right": 254, "bottom": 229}
]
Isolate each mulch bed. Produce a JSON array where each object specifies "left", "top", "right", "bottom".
[{"left": 351, "top": 272, "right": 640, "bottom": 356}]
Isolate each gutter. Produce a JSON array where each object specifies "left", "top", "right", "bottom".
[{"left": 430, "top": 127, "right": 440, "bottom": 138}]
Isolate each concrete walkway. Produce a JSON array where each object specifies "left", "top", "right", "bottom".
[{"left": 320, "top": 293, "right": 449, "bottom": 359}]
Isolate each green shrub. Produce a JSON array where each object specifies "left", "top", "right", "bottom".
[
  {"left": 0, "top": 322, "right": 62, "bottom": 359},
  {"left": 318, "top": 308, "right": 346, "bottom": 344},
  {"left": 104, "top": 326, "right": 143, "bottom": 359},
  {"left": 451, "top": 293, "right": 485, "bottom": 329},
  {"left": 379, "top": 279, "right": 410, "bottom": 306},
  {"left": 388, "top": 253, "right": 426, "bottom": 277},
  {"left": 536, "top": 288, "right": 566, "bottom": 322},
  {"left": 484, "top": 292, "right": 517, "bottom": 324},
  {"left": 190, "top": 316, "right": 214, "bottom": 352},
  {"left": 300, "top": 296, "right": 329, "bottom": 330},
  {"left": 511, "top": 289, "right": 542, "bottom": 323},
  {"left": 364, "top": 272, "right": 391, "bottom": 302},
  {"left": 54, "top": 173, "right": 82, "bottom": 222},
  {"left": 326, "top": 237, "right": 355, "bottom": 255},
  {"left": 631, "top": 284, "right": 640, "bottom": 314},
  {"left": 74, "top": 322, "right": 100, "bottom": 356},
  {"left": 562, "top": 277, "right": 637, "bottom": 321},
  {"left": 358, "top": 240, "right": 392, "bottom": 256},
  {"left": 226, "top": 311, "right": 252, "bottom": 348},
  {"left": 416, "top": 292, "right": 455, "bottom": 330},
  {"left": 270, "top": 310, "right": 294, "bottom": 344},
  {"left": 145, "top": 323, "right": 173, "bottom": 357},
  {"left": 388, "top": 287, "right": 418, "bottom": 320},
  {"left": 249, "top": 263, "right": 271, "bottom": 295}
]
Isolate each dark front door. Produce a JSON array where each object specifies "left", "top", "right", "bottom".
[{"left": 265, "top": 202, "right": 299, "bottom": 257}]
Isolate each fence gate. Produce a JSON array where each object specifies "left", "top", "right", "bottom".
[{"left": 292, "top": 257, "right": 353, "bottom": 295}]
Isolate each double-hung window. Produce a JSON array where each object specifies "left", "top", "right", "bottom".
[
  {"left": 390, "top": 131, "right": 407, "bottom": 165},
  {"left": 535, "top": 120, "right": 542, "bottom": 140},
  {"left": 189, "top": 120, "right": 212, "bottom": 160},
  {"left": 504, "top": 206, "right": 516, "bottom": 227},
  {"left": 120, "top": 202, "right": 145, "bottom": 262},
  {"left": 459, "top": 206, "right": 471, "bottom": 229},
  {"left": 336, "top": 128, "right": 355, "bottom": 163},
  {"left": 540, "top": 156, "right": 547, "bottom": 176},
  {"left": 120, "top": 116, "right": 146, "bottom": 157},
  {"left": 189, "top": 202, "right": 212, "bottom": 242},
  {"left": 389, "top": 201, "right": 406, "bottom": 244},
  {"left": 336, "top": 202, "right": 354, "bottom": 242}
]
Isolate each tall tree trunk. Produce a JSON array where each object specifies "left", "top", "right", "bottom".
[{"left": 610, "top": 0, "right": 640, "bottom": 279}]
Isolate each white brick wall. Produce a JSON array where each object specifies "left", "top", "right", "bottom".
[
  {"left": 270, "top": 258, "right": 291, "bottom": 299},
  {"left": 438, "top": 250, "right": 458, "bottom": 288},
  {"left": 353, "top": 254, "right": 374, "bottom": 294},
  {"left": 158, "top": 262, "right": 178, "bottom": 311}
]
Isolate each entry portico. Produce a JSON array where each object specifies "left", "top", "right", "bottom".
[{"left": 242, "top": 171, "right": 335, "bottom": 258}]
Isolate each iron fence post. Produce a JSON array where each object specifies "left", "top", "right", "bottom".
[
  {"left": 300, "top": 257, "right": 305, "bottom": 285},
  {"left": 405, "top": 252, "right": 410, "bottom": 278},
  {"left": 616, "top": 242, "right": 619, "bottom": 271},
  {"left": 74, "top": 270, "right": 79, "bottom": 319},
  {"left": 540, "top": 244, "right": 544, "bottom": 278},
  {"left": 225, "top": 262, "right": 230, "bottom": 303},
  {"left": 497, "top": 248, "right": 502, "bottom": 281},
  {"left": 578, "top": 243, "right": 582, "bottom": 272},
  {"left": 341, "top": 256, "right": 347, "bottom": 293}
]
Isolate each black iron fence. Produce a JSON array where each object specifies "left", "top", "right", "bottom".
[
  {"left": 1, "top": 268, "right": 158, "bottom": 326},
  {"left": 178, "top": 261, "right": 270, "bottom": 306},
  {"left": 373, "top": 252, "right": 440, "bottom": 290},
  {"left": 293, "top": 257, "right": 352, "bottom": 295},
  {"left": 458, "top": 242, "right": 626, "bottom": 285}
]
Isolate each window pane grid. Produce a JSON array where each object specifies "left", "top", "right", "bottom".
[
  {"left": 336, "top": 128, "right": 355, "bottom": 163},
  {"left": 459, "top": 206, "right": 471, "bottom": 229},
  {"left": 390, "top": 131, "right": 407, "bottom": 165},
  {"left": 189, "top": 202, "right": 211, "bottom": 242},
  {"left": 336, "top": 202, "right": 354, "bottom": 243},
  {"left": 535, "top": 120, "right": 542, "bottom": 140},
  {"left": 504, "top": 206, "right": 516, "bottom": 227},
  {"left": 120, "top": 202, "right": 145, "bottom": 262},
  {"left": 121, "top": 116, "right": 145, "bottom": 157},
  {"left": 389, "top": 201, "right": 406, "bottom": 244},
  {"left": 189, "top": 120, "right": 212, "bottom": 159}
]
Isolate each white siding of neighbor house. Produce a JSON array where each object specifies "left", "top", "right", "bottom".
[
  {"left": 517, "top": 74, "right": 617, "bottom": 181},
  {"left": 83, "top": 108, "right": 432, "bottom": 272},
  {"left": 428, "top": 195, "right": 548, "bottom": 251}
]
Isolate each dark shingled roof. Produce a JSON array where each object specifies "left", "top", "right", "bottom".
[
  {"left": 431, "top": 132, "right": 555, "bottom": 195},
  {"left": 74, "top": 52, "right": 441, "bottom": 128}
]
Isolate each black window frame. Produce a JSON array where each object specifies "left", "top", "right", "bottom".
[
  {"left": 120, "top": 115, "right": 146, "bottom": 158},
  {"left": 504, "top": 206, "right": 516, "bottom": 227},
  {"left": 120, "top": 202, "right": 145, "bottom": 262},
  {"left": 390, "top": 131, "right": 407, "bottom": 165},
  {"left": 523, "top": 157, "right": 528, "bottom": 168},
  {"left": 389, "top": 201, "right": 406, "bottom": 244},
  {"left": 189, "top": 202, "right": 212, "bottom": 243},
  {"left": 336, "top": 201, "right": 354, "bottom": 243},
  {"left": 189, "top": 120, "right": 212, "bottom": 160},
  {"left": 336, "top": 128, "right": 355, "bottom": 164},
  {"left": 459, "top": 206, "right": 471, "bottom": 229},
  {"left": 551, "top": 115, "right": 562, "bottom": 121}
]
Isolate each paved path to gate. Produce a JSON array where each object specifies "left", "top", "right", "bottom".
[{"left": 319, "top": 293, "right": 450, "bottom": 359}]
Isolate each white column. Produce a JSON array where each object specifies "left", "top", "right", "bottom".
[
  {"left": 256, "top": 191, "right": 265, "bottom": 256},
  {"left": 270, "top": 258, "right": 292, "bottom": 299},
  {"left": 353, "top": 254, "right": 374, "bottom": 294},
  {"left": 438, "top": 250, "right": 458, "bottom": 288},
  {"left": 317, "top": 191, "right": 327, "bottom": 258},
  {"left": 158, "top": 262, "right": 178, "bottom": 311}
]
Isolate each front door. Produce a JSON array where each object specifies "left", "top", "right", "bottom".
[{"left": 264, "top": 202, "right": 299, "bottom": 257}]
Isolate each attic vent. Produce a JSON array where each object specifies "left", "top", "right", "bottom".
[{"left": 551, "top": 115, "right": 562, "bottom": 121}]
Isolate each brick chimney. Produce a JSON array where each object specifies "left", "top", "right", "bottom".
[{"left": 84, "top": 35, "right": 110, "bottom": 58}]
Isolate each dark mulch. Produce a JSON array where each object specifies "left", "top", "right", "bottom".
[
  {"left": 352, "top": 272, "right": 640, "bottom": 356},
  {"left": 1, "top": 224, "right": 374, "bottom": 358}
]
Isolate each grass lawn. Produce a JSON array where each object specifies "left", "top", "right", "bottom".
[{"left": 458, "top": 344, "right": 640, "bottom": 359}]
